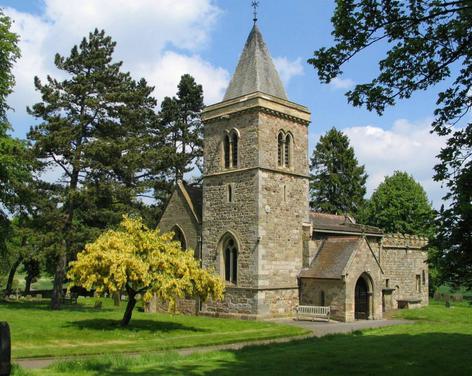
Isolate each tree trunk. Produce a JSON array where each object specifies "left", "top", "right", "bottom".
[
  {"left": 51, "top": 164, "right": 79, "bottom": 310},
  {"left": 113, "top": 292, "right": 120, "bottom": 307},
  {"left": 24, "top": 274, "right": 33, "bottom": 295},
  {"left": 50, "top": 251, "right": 67, "bottom": 310},
  {"left": 4, "top": 257, "right": 22, "bottom": 296},
  {"left": 121, "top": 291, "right": 137, "bottom": 327}
]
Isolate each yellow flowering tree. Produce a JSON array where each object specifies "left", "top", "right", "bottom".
[{"left": 67, "top": 216, "right": 224, "bottom": 326}]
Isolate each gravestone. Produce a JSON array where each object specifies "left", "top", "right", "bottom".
[{"left": 0, "top": 322, "right": 11, "bottom": 376}]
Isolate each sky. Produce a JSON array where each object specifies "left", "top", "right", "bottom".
[{"left": 1, "top": 0, "right": 449, "bottom": 208}]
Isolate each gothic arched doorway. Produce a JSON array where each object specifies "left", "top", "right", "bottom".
[{"left": 355, "top": 276, "right": 370, "bottom": 320}]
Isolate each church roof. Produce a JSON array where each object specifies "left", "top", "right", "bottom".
[
  {"left": 223, "top": 25, "right": 288, "bottom": 101},
  {"left": 183, "top": 183, "right": 203, "bottom": 221},
  {"left": 310, "top": 212, "right": 383, "bottom": 236},
  {"left": 177, "top": 181, "right": 202, "bottom": 223},
  {"left": 299, "top": 237, "right": 362, "bottom": 279}
]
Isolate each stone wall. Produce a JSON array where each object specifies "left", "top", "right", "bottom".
[
  {"left": 300, "top": 279, "right": 346, "bottom": 321},
  {"left": 255, "top": 110, "right": 309, "bottom": 316},
  {"left": 204, "top": 110, "right": 260, "bottom": 175},
  {"left": 380, "top": 234, "right": 429, "bottom": 308},
  {"left": 145, "top": 297, "right": 198, "bottom": 316},
  {"left": 202, "top": 288, "right": 257, "bottom": 317},
  {"left": 158, "top": 187, "right": 200, "bottom": 253},
  {"left": 201, "top": 94, "right": 311, "bottom": 318},
  {"left": 344, "top": 239, "right": 384, "bottom": 321},
  {"left": 258, "top": 112, "right": 309, "bottom": 175}
]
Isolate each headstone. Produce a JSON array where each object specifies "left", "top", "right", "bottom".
[{"left": 0, "top": 322, "right": 11, "bottom": 376}]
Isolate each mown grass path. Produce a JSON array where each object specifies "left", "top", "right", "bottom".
[
  {"left": 13, "top": 300, "right": 472, "bottom": 376},
  {"left": 0, "top": 299, "right": 307, "bottom": 359}
]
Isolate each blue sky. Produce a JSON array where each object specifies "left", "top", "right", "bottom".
[{"left": 2, "top": 0, "right": 448, "bottom": 207}]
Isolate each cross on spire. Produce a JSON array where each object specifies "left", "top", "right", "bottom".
[{"left": 252, "top": 1, "right": 259, "bottom": 24}]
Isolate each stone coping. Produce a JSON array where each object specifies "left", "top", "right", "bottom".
[{"left": 202, "top": 91, "right": 311, "bottom": 125}]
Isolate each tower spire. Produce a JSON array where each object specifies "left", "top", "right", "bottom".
[{"left": 252, "top": 1, "right": 259, "bottom": 24}]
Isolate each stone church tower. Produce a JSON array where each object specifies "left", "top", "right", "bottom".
[
  {"left": 200, "top": 25, "right": 311, "bottom": 318},
  {"left": 157, "top": 22, "right": 429, "bottom": 322}
]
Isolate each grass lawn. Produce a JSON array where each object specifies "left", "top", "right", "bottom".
[
  {"left": 0, "top": 298, "right": 307, "bottom": 359},
  {"left": 15, "top": 300, "right": 472, "bottom": 375},
  {"left": 0, "top": 272, "right": 54, "bottom": 292}
]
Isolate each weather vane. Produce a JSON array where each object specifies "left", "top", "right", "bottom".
[{"left": 252, "top": 1, "right": 259, "bottom": 24}]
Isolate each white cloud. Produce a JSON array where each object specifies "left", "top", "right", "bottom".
[
  {"left": 329, "top": 76, "right": 355, "bottom": 90},
  {"left": 273, "top": 57, "right": 304, "bottom": 85},
  {"left": 343, "top": 118, "right": 448, "bottom": 208},
  {"left": 5, "top": 0, "right": 227, "bottom": 136},
  {"left": 137, "top": 51, "right": 229, "bottom": 105}
]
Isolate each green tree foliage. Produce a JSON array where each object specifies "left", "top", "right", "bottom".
[
  {"left": 308, "top": 1, "right": 472, "bottom": 288},
  {"left": 310, "top": 127, "right": 367, "bottom": 216},
  {"left": 160, "top": 74, "right": 204, "bottom": 185},
  {"left": 360, "top": 171, "right": 435, "bottom": 237},
  {"left": 27, "top": 29, "right": 159, "bottom": 309},
  {"left": 2, "top": 182, "right": 62, "bottom": 296},
  {"left": 0, "top": 10, "right": 20, "bottom": 120},
  {"left": 0, "top": 10, "right": 33, "bottom": 254}
]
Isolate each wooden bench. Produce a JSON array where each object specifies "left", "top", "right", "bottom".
[{"left": 295, "top": 305, "right": 330, "bottom": 322}]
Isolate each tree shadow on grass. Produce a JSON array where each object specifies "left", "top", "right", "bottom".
[
  {"left": 56, "top": 332, "right": 472, "bottom": 376},
  {"left": 0, "top": 300, "right": 115, "bottom": 313},
  {"left": 65, "top": 318, "right": 207, "bottom": 333}
]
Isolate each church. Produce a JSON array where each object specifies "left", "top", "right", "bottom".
[{"left": 156, "top": 23, "right": 429, "bottom": 322}]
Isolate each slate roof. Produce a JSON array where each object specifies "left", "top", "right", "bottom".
[
  {"left": 310, "top": 212, "right": 383, "bottom": 236},
  {"left": 183, "top": 182, "right": 203, "bottom": 222},
  {"left": 299, "top": 237, "right": 362, "bottom": 279},
  {"left": 223, "top": 25, "right": 288, "bottom": 101}
]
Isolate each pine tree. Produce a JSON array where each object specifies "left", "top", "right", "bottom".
[
  {"left": 159, "top": 74, "right": 204, "bottom": 185},
  {"left": 310, "top": 127, "right": 367, "bottom": 216},
  {"left": 27, "top": 29, "right": 158, "bottom": 309},
  {"left": 359, "top": 171, "right": 435, "bottom": 237}
]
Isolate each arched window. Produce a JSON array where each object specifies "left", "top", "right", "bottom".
[
  {"left": 231, "top": 131, "right": 239, "bottom": 167},
  {"left": 223, "top": 236, "right": 238, "bottom": 284},
  {"left": 223, "top": 130, "right": 239, "bottom": 169},
  {"left": 224, "top": 134, "right": 230, "bottom": 169},
  {"left": 284, "top": 134, "right": 292, "bottom": 167},
  {"left": 277, "top": 132, "right": 284, "bottom": 166},
  {"left": 172, "top": 225, "right": 187, "bottom": 250}
]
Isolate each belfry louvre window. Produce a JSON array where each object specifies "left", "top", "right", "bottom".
[
  {"left": 224, "top": 237, "right": 238, "bottom": 284},
  {"left": 284, "top": 134, "right": 292, "bottom": 167},
  {"left": 224, "top": 134, "right": 231, "bottom": 169},
  {"left": 223, "top": 130, "right": 239, "bottom": 169},
  {"left": 232, "top": 132, "right": 239, "bottom": 167},
  {"left": 278, "top": 132, "right": 284, "bottom": 166}
]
